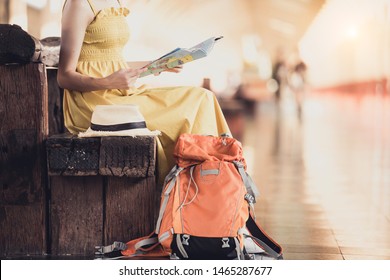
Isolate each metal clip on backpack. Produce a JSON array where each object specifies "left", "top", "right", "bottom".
[{"left": 95, "top": 133, "right": 283, "bottom": 260}]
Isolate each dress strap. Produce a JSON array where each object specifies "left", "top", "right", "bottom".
[
  {"left": 62, "top": 0, "right": 68, "bottom": 11},
  {"left": 86, "top": 0, "right": 97, "bottom": 15}
]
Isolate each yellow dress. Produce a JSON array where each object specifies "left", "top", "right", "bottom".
[{"left": 63, "top": 0, "right": 230, "bottom": 183}]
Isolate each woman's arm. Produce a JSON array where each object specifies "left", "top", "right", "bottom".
[{"left": 57, "top": 0, "right": 143, "bottom": 91}]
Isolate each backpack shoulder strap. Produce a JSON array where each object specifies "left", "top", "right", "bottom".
[
  {"left": 242, "top": 215, "right": 283, "bottom": 259},
  {"left": 95, "top": 241, "right": 127, "bottom": 258},
  {"left": 95, "top": 233, "right": 169, "bottom": 259},
  {"left": 233, "top": 161, "right": 260, "bottom": 202},
  {"left": 155, "top": 165, "right": 184, "bottom": 234}
]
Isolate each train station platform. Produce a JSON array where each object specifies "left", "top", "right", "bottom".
[{"left": 243, "top": 90, "right": 390, "bottom": 260}]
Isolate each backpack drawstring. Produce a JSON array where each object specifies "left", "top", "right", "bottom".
[{"left": 178, "top": 166, "right": 199, "bottom": 209}]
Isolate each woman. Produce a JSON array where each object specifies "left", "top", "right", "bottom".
[{"left": 57, "top": 0, "right": 230, "bottom": 183}]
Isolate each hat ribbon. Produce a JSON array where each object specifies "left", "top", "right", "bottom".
[{"left": 91, "top": 121, "right": 147, "bottom": 132}]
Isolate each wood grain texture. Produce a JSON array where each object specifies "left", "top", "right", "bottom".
[
  {"left": 0, "top": 63, "right": 48, "bottom": 256},
  {"left": 46, "top": 134, "right": 100, "bottom": 176},
  {"left": 50, "top": 176, "right": 103, "bottom": 256},
  {"left": 47, "top": 135, "right": 156, "bottom": 177},
  {"left": 104, "top": 176, "right": 158, "bottom": 244},
  {"left": 47, "top": 68, "right": 64, "bottom": 136},
  {"left": 0, "top": 205, "right": 46, "bottom": 256},
  {"left": 100, "top": 136, "right": 156, "bottom": 177}
]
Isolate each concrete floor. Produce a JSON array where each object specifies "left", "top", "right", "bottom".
[{"left": 240, "top": 90, "right": 390, "bottom": 260}]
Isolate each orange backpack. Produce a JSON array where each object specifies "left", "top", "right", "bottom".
[{"left": 96, "top": 134, "right": 282, "bottom": 260}]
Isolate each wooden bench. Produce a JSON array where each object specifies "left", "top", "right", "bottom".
[
  {"left": 46, "top": 134, "right": 158, "bottom": 257},
  {"left": 0, "top": 63, "right": 159, "bottom": 258}
]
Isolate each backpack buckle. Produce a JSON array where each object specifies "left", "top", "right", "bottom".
[
  {"left": 244, "top": 193, "right": 255, "bottom": 204},
  {"left": 182, "top": 235, "right": 190, "bottom": 246},
  {"left": 222, "top": 238, "right": 230, "bottom": 248},
  {"left": 94, "top": 241, "right": 127, "bottom": 255}
]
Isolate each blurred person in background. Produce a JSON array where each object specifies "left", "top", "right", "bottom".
[
  {"left": 271, "top": 49, "right": 288, "bottom": 104},
  {"left": 288, "top": 60, "right": 307, "bottom": 121}
]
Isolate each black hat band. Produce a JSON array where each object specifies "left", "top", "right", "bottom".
[{"left": 90, "top": 121, "right": 147, "bottom": 132}]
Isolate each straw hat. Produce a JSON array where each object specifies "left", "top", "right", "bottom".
[{"left": 78, "top": 104, "right": 160, "bottom": 137}]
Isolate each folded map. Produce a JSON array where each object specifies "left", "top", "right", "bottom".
[{"left": 139, "top": 36, "right": 223, "bottom": 77}]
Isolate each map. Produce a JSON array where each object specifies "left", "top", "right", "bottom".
[{"left": 139, "top": 36, "right": 223, "bottom": 77}]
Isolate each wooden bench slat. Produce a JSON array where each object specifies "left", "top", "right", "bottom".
[
  {"left": 47, "top": 134, "right": 156, "bottom": 178},
  {"left": 99, "top": 136, "right": 156, "bottom": 177},
  {"left": 47, "top": 135, "right": 100, "bottom": 176}
]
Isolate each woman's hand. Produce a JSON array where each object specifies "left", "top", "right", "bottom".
[
  {"left": 164, "top": 64, "right": 184, "bottom": 74},
  {"left": 154, "top": 64, "right": 184, "bottom": 76},
  {"left": 104, "top": 68, "right": 146, "bottom": 89}
]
